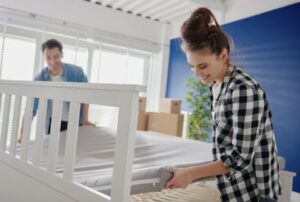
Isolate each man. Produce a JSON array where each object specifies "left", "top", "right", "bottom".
[{"left": 19, "top": 39, "right": 94, "bottom": 142}]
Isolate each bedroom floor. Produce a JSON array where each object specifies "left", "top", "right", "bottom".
[
  {"left": 130, "top": 183, "right": 300, "bottom": 202},
  {"left": 130, "top": 184, "right": 220, "bottom": 202}
]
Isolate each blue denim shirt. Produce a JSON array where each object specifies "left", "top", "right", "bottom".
[{"left": 33, "top": 63, "right": 88, "bottom": 134}]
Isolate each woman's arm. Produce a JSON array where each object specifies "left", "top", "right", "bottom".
[{"left": 164, "top": 160, "right": 229, "bottom": 189}]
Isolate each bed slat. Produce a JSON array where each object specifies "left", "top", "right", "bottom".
[
  {"left": 111, "top": 93, "right": 139, "bottom": 202},
  {"left": 32, "top": 98, "right": 47, "bottom": 166},
  {"left": 20, "top": 97, "right": 34, "bottom": 161},
  {"left": 63, "top": 102, "right": 80, "bottom": 181},
  {"left": 9, "top": 95, "right": 22, "bottom": 155},
  {"left": 47, "top": 100, "right": 62, "bottom": 173},
  {"left": 0, "top": 94, "right": 11, "bottom": 151}
]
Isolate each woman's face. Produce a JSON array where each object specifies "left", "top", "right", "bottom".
[{"left": 186, "top": 48, "right": 228, "bottom": 85}]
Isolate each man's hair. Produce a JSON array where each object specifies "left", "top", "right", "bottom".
[{"left": 41, "top": 39, "right": 63, "bottom": 53}]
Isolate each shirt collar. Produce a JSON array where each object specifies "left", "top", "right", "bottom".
[
  {"left": 221, "top": 65, "right": 235, "bottom": 95},
  {"left": 222, "top": 65, "right": 235, "bottom": 89},
  {"left": 211, "top": 65, "right": 235, "bottom": 103},
  {"left": 44, "top": 63, "right": 65, "bottom": 80}
]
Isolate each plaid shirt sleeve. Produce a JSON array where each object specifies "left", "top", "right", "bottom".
[{"left": 220, "top": 84, "right": 264, "bottom": 172}]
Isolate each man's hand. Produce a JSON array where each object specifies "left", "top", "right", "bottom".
[{"left": 81, "top": 120, "right": 96, "bottom": 127}]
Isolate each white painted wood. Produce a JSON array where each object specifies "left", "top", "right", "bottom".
[
  {"left": 0, "top": 80, "right": 145, "bottom": 202},
  {"left": 0, "top": 151, "right": 110, "bottom": 202},
  {"left": 111, "top": 92, "right": 139, "bottom": 202},
  {"left": 0, "top": 0, "right": 163, "bottom": 46},
  {"left": 47, "top": 100, "right": 62, "bottom": 173},
  {"left": 189, "top": 0, "right": 223, "bottom": 11},
  {"left": 101, "top": 0, "right": 115, "bottom": 6},
  {"left": 132, "top": 0, "right": 162, "bottom": 15},
  {"left": 0, "top": 81, "right": 144, "bottom": 107},
  {"left": 0, "top": 94, "right": 11, "bottom": 151},
  {"left": 142, "top": 0, "right": 179, "bottom": 18},
  {"left": 278, "top": 170, "right": 297, "bottom": 202},
  {"left": 0, "top": 80, "right": 144, "bottom": 91},
  {"left": 112, "top": 0, "right": 131, "bottom": 9},
  {"left": 9, "top": 95, "right": 22, "bottom": 155},
  {"left": 160, "top": 4, "right": 196, "bottom": 22},
  {"left": 122, "top": 0, "right": 148, "bottom": 13},
  {"left": 21, "top": 96, "right": 34, "bottom": 161},
  {"left": 32, "top": 98, "right": 47, "bottom": 166},
  {"left": 63, "top": 102, "right": 80, "bottom": 181},
  {"left": 151, "top": 1, "right": 190, "bottom": 21}
]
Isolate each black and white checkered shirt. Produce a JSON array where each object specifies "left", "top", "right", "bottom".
[{"left": 211, "top": 66, "right": 281, "bottom": 202}]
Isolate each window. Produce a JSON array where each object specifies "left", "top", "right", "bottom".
[
  {"left": 127, "top": 55, "right": 146, "bottom": 85},
  {"left": 98, "top": 49, "right": 127, "bottom": 84},
  {"left": 62, "top": 45, "right": 88, "bottom": 73},
  {"left": 0, "top": 34, "right": 37, "bottom": 144},
  {"left": 91, "top": 48, "right": 148, "bottom": 85},
  {"left": 0, "top": 34, "right": 36, "bottom": 80},
  {"left": 89, "top": 47, "right": 150, "bottom": 129}
]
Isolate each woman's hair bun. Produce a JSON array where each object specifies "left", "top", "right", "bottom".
[
  {"left": 180, "top": 7, "right": 230, "bottom": 55},
  {"left": 190, "top": 7, "right": 214, "bottom": 28}
]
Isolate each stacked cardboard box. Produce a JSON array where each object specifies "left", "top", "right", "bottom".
[
  {"left": 147, "top": 112, "right": 184, "bottom": 137},
  {"left": 137, "top": 97, "right": 148, "bottom": 131},
  {"left": 147, "top": 98, "right": 183, "bottom": 137},
  {"left": 159, "top": 99, "right": 181, "bottom": 114},
  {"left": 138, "top": 96, "right": 147, "bottom": 112}
]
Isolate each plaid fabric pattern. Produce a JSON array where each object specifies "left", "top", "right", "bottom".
[{"left": 211, "top": 66, "right": 281, "bottom": 202}]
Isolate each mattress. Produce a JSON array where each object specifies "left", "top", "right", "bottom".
[
  {"left": 16, "top": 126, "right": 285, "bottom": 195},
  {"left": 16, "top": 126, "right": 213, "bottom": 195}
]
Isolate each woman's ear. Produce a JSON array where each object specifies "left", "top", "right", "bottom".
[{"left": 218, "top": 48, "right": 228, "bottom": 62}]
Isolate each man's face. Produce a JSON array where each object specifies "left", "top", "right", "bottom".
[{"left": 43, "top": 47, "right": 63, "bottom": 72}]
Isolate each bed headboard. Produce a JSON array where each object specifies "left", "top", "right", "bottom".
[{"left": 0, "top": 80, "right": 145, "bottom": 202}]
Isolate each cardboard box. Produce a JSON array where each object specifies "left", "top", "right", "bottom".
[
  {"left": 159, "top": 98, "right": 181, "bottom": 114},
  {"left": 139, "top": 97, "right": 147, "bottom": 111},
  {"left": 147, "top": 112, "right": 184, "bottom": 137},
  {"left": 137, "top": 111, "right": 148, "bottom": 131}
]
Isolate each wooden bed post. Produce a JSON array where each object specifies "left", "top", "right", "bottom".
[
  {"left": 0, "top": 94, "right": 12, "bottom": 151},
  {"left": 111, "top": 92, "right": 139, "bottom": 202},
  {"left": 9, "top": 95, "right": 22, "bottom": 156}
]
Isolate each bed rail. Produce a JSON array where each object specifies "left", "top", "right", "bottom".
[{"left": 0, "top": 80, "right": 145, "bottom": 202}]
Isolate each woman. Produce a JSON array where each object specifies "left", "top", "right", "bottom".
[{"left": 164, "top": 8, "right": 281, "bottom": 202}]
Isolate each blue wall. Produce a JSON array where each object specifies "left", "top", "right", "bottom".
[{"left": 166, "top": 3, "right": 300, "bottom": 192}]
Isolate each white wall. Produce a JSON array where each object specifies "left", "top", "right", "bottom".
[
  {"left": 0, "top": 0, "right": 163, "bottom": 44},
  {"left": 148, "top": 23, "right": 173, "bottom": 111},
  {"left": 223, "top": 0, "right": 300, "bottom": 24},
  {"left": 169, "top": 0, "right": 300, "bottom": 39}
]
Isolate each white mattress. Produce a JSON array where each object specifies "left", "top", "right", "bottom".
[
  {"left": 16, "top": 126, "right": 285, "bottom": 195},
  {"left": 17, "top": 126, "right": 213, "bottom": 194}
]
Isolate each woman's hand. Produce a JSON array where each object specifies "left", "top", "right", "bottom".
[{"left": 164, "top": 167, "right": 194, "bottom": 189}]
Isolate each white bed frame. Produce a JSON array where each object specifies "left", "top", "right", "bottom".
[{"left": 0, "top": 80, "right": 145, "bottom": 202}]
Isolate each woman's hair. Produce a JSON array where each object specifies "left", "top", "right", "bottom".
[
  {"left": 41, "top": 39, "right": 63, "bottom": 53},
  {"left": 181, "top": 7, "right": 230, "bottom": 55}
]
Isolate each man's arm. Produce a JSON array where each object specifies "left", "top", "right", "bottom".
[
  {"left": 18, "top": 117, "right": 25, "bottom": 143},
  {"left": 81, "top": 103, "right": 95, "bottom": 126},
  {"left": 77, "top": 67, "right": 94, "bottom": 126}
]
